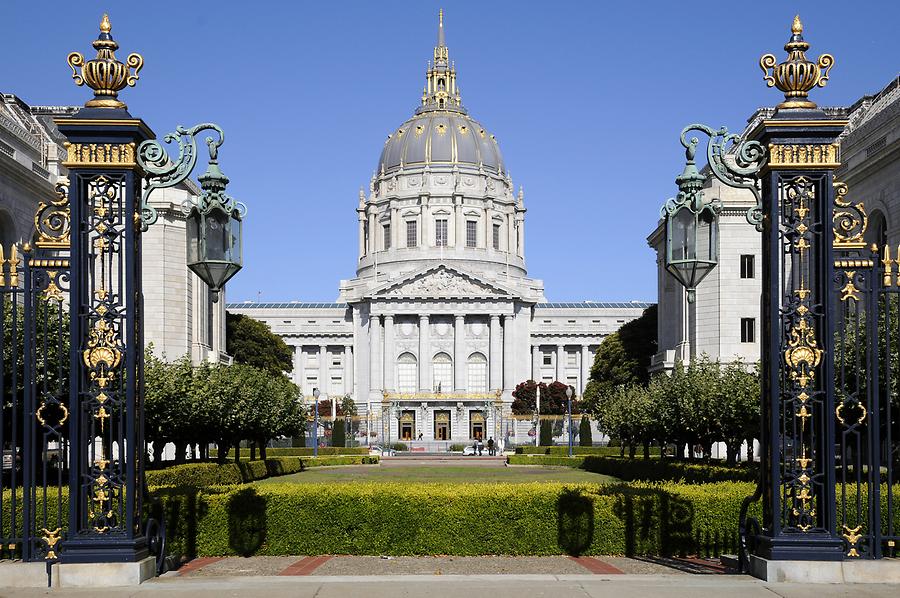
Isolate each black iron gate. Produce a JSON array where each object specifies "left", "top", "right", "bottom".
[
  {"left": 833, "top": 232, "right": 899, "bottom": 559},
  {"left": 0, "top": 181, "right": 71, "bottom": 563}
]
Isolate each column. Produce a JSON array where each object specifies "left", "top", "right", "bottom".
[
  {"left": 516, "top": 212, "right": 525, "bottom": 257},
  {"left": 390, "top": 203, "right": 399, "bottom": 250},
  {"left": 368, "top": 211, "right": 376, "bottom": 254},
  {"left": 383, "top": 315, "right": 395, "bottom": 391},
  {"left": 454, "top": 196, "right": 464, "bottom": 248},
  {"left": 532, "top": 345, "right": 540, "bottom": 381},
  {"left": 319, "top": 345, "right": 328, "bottom": 397},
  {"left": 483, "top": 203, "right": 491, "bottom": 248},
  {"left": 580, "top": 345, "right": 591, "bottom": 395},
  {"left": 454, "top": 314, "right": 465, "bottom": 391},
  {"left": 502, "top": 314, "right": 515, "bottom": 391},
  {"left": 358, "top": 213, "right": 366, "bottom": 257},
  {"left": 419, "top": 314, "right": 430, "bottom": 391},
  {"left": 490, "top": 315, "right": 502, "bottom": 390},
  {"left": 293, "top": 345, "right": 303, "bottom": 388},
  {"left": 369, "top": 314, "right": 382, "bottom": 393},
  {"left": 555, "top": 344, "right": 564, "bottom": 383},
  {"left": 344, "top": 345, "right": 354, "bottom": 394}
]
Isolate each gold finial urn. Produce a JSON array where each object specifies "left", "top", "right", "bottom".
[
  {"left": 66, "top": 14, "right": 143, "bottom": 110},
  {"left": 760, "top": 15, "right": 834, "bottom": 110}
]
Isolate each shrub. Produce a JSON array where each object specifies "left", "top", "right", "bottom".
[
  {"left": 146, "top": 455, "right": 378, "bottom": 487},
  {"left": 539, "top": 420, "right": 552, "bottom": 446},
  {"left": 332, "top": 418, "right": 346, "bottom": 448},
  {"left": 151, "top": 481, "right": 792, "bottom": 559},
  {"left": 506, "top": 455, "right": 756, "bottom": 484},
  {"left": 449, "top": 444, "right": 468, "bottom": 452},
  {"left": 579, "top": 416, "right": 592, "bottom": 446},
  {"left": 389, "top": 443, "right": 408, "bottom": 451},
  {"left": 514, "top": 446, "right": 651, "bottom": 457},
  {"left": 212, "top": 446, "right": 369, "bottom": 459}
]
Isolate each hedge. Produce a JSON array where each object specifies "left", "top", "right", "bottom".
[
  {"left": 506, "top": 455, "right": 757, "bottom": 484},
  {"left": 213, "top": 447, "right": 370, "bottom": 458},
  {"left": 515, "top": 446, "right": 659, "bottom": 457},
  {"left": 146, "top": 455, "right": 378, "bottom": 487}
]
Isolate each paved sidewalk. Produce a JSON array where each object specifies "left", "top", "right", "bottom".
[{"left": 3, "top": 574, "right": 900, "bottom": 597}]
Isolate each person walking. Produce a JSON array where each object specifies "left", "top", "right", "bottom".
[
  {"left": 477, "top": 438, "right": 484, "bottom": 456},
  {"left": 487, "top": 437, "right": 495, "bottom": 456}
]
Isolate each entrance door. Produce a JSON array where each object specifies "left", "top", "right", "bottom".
[
  {"left": 470, "top": 411, "right": 485, "bottom": 440},
  {"left": 400, "top": 411, "right": 415, "bottom": 440},
  {"left": 434, "top": 411, "right": 450, "bottom": 440}
]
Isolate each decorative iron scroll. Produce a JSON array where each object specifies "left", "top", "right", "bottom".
[
  {"left": 678, "top": 124, "right": 767, "bottom": 230},
  {"left": 832, "top": 181, "right": 867, "bottom": 249},
  {"left": 136, "top": 123, "right": 224, "bottom": 230},
  {"left": 33, "top": 181, "right": 71, "bottom": 249}
]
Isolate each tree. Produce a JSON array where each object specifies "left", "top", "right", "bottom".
[
  {"left": 511, "top": 380, "right": 571, "bottom": 415},
  {"left": 144, "top": 351, "right": 197, "bottom": 464},
  {"left": 581, "top": 305, "right": 657, "bottom": 414},
  {"left": 332, "top": 418, "right": 346, "bottom": 447},
  {"left": 539, "top": 420, "right": 553, "bottom": 446},
  {"left": 226, "top": 312, "right": 293, "bottom": 375},
  {"left": 714, "top": 360, "right": 760, "bottom": 465},
  {"left": 579, "top": 415, "right": 593, "bottom": 446}
]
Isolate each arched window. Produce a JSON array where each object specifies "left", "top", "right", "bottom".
[
  {"left": 397, "top": 353, "right": 417, "bottom": 392},
  {"left": 467, "top": 352, "right": 487, "bottom": 392},
  {"left": 432, "top": 352, "right": 452, "bottom": 392},
  {"left": 867, "top": 209, "right": 887, "bottom": 248}
]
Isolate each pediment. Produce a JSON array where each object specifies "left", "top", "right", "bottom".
[{"left": 371, "top": 265, "right": 513, "bottom": 299}]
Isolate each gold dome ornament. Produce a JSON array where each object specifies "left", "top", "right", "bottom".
[
  {"left": 760, "top": 15, "right": 834, "bottom": 110},
  {"left": 66, "top": 14, "right": 143, "bottom": 110}
]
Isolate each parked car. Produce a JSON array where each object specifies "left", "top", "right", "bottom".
[
  {"left": 368, "top": 445, "right": 396, "bottom": 457},
  {"left": 463, "top": 445, "right": 477, "bottom": 456}
]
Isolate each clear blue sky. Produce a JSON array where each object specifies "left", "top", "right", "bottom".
[{"left": 1, "top": 1, "right": 897, "bottom": 302}]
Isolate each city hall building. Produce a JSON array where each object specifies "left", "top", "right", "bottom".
[{"left": 229, "top": 15, "right": 650, "bottom": 444}]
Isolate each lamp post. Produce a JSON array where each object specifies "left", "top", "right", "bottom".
[
  {"left": 565, "top": 386, "right": 574, "bottom": 457},
  {"left": 392, "top": 401, "right": 402, "bottom": 450},
  {"left": 312, "top": 387, "right": 320, "bottom": 457}
]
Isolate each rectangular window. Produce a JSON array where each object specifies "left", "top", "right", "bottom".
[
  {"left": 741, "top": 318, "right": 755, "bottom": 343},
  {"left": 383, "top": 224, "right": 391, "bottom": 250},
  {"left": 332, "top": 358, "right": 342, "bottom": 367},
  {"left": 435, "top": 218, "right": 448, "bottom": 247},
  {"left": 740, "top": 254, "right": 755, "bottom": 279},
  {"left": 329, "top": 376, "right": 342, "bottom": 395},
  {"left": 466, "top": 220, "right": 477, "bottom": 248},
  {"left": 542, "top": 353, "right": 552, "bottom": 366},
  {"left": 492, "top": 223, "right": 501, "bottom": 250},
  {"left": 406, "top": 220, "right": 417, "bottom": 247},
  {"left": 567, "top": 352, "right": 577, "bottom": 367}
]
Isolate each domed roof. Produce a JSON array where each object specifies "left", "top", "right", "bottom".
[
  {"left": 378, "top": 112, "right": 504, "bottom": 175},
  {"left": 376, "top": 10, "right": 504, "bottom": 177}
]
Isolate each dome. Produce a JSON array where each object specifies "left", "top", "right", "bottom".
[{"left": 378, "top": 111, "right": 504, "bottom": 176}]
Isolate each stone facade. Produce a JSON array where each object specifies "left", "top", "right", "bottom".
[
  {"left": 0, "top": 93, "right": 229, "bottom": 365},
  {"left": 228, "top": 16, "right": 651, "bottom": 445},
  {"left": 648, "top": 76, "right": 900, "bottom": 370}
]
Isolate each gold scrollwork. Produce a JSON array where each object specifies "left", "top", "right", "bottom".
[
  {"left": 833, "top": 182, "right": 867, "bottom": 249},
  {"left": 42, "top": 271, "right": 65, "bottom": 302},
  {"left": 1, "top": 244, "right": 21, "bottom": 287},
  {"left": 840, "top": 271, "right": 861, "bottom": 302},
  {"left": 33, "top": 181, "right": 71, "bottom": 249},
  {"left": 842, "top": 524, "right": 863, "bottom": 557},
  {"left": 63, "top": 142, "right": 136, "bottom": 167},
  {"left": 36, "top": 402, "right": 69, "bottom": 428},
  {"left": 41, "top": 527, "right": 62, "bottom": 560},
  {"left": 381, "top": 392, "right": 501, "bottom": 400},
  {"left": 82, "top": 320, "right": 122, "bottom": 389},
  {"left": 836, "top": 401, "right": 867, "bottom": 427},
  {"left": 785, "top": 318, "right": 822, "bottom": 384}
]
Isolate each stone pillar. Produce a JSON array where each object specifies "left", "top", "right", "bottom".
[
  {"left": 555, "top": 344, "right": 565, "bottom": 383},
  {"left": 293, "top": 345, "right": 303, "bottom": 388},
  {"left": 532, "top": 345, "right": 540, "bottom": 381},
  {"left": 319, "top": 345, "right": 328, "bottom": 397},
  {"left": 345, "top": 345, "right": 354, "bottom": 395},
  {"left": 390, "top": 202, "right": 399, "bottom": 250},
  {"left": 368, "top": 211, "right": 376, "bottom": 254},
  {"left": 516, "top": 211, "right": 525, "bottom": 258},
  {"left": 383, "top": 315, "right": 395, "bottom": 391},
  {"left": 454, "top": 314, "right": 465, "bottom": 391},
  {"left": 454, "top": 196, "right": 464, "bottom": 248},
  {"left": 581, "top": 345, "right": 591, "bottom": 395},
  {"left": 370, "top": 315, "right": 382, "bottom": 393},
  {"left": 490, "top": 315, "right": 502, "bottom": 390},
  {"left": 503, "top": 314, "right": 515, "bottom": 391},
  {"left": 358, "top": 212, "right": 366, "bottom": 257},
  {"left": 483, "top": 203, "right": 491, "bottom": 248},
  {"left": 419, "top": 314, "right": 430, "bottom": 391}
]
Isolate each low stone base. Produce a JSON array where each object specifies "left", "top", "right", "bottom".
[
  {"left": 53, "top": 557, "right": 156, "bottom": 587},
  {"left": 0, "top": 561, "right": 52, "bottom": 588},
  {"left": 750, "top": 555, "right": 900, "bottom": 583}
]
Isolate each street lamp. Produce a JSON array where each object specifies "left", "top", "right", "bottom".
[
  {"left": 565, "top": 386, "right": 574, "bottom": 457},
  {"left": 312, "top": 387, "right": 320, "bottom": 457},
  {"left": 392, "top": 401, "right": 402, "bottom": 451},
  {"left": 661, "top": 136, "right": 720, "bottom": 304}
]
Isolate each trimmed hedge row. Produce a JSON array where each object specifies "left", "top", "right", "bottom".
[
  {"left": 506, "top": 455, "right": 757, "bottom": 484},
  {"left": 514, "top": 446, "right": 661, "bottom": 457},
  {"left": 150, "top": 481, "right": 756, "bottom": 558},
  {"left": 214, "top": 447, "right": 370, "bottom": 458},
  {"left": 146, "top": 455, "right": 378, "bottom": 487}
]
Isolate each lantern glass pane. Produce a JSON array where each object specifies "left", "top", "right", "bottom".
[
  {"left": 204, "top": 208, "right": 229, "bottom": 262},
  {"left": 186, "top": 209, "right": 201, "bottom": 266}
]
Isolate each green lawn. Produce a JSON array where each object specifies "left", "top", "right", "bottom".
[{"left": 254, "top": 465, "right": 619, "bottom": 485}]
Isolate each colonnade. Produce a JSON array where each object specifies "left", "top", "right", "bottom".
[{"left": 530, "top": 343, "right": 594, "bottom": 395}]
